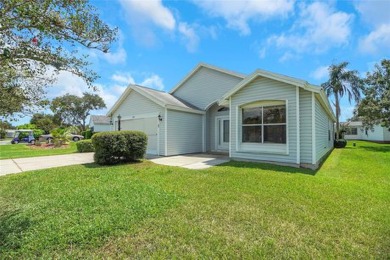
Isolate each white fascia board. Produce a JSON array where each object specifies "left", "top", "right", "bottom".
[
  {"left": 169, "top": 63, "right": 245, "bottom": 94},
  {"left": 166, "top": 105, "right": 205, "bottom": 114}
]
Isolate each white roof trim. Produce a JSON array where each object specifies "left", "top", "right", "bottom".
[
  {"left": 169, "top": 62, "right": 246, "bottom": 94},
  {"left": 219, "top": 69, "right": 336, "bottom": 121}
]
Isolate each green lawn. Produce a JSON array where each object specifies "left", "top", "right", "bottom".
[
  {"left": 0, "top": 141, "right": 389, "bottom": 258},
  {"left": 0, "top": 142, "right": 77, "bottom": 159}
]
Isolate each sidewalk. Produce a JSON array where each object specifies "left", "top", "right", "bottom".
[{"left": 0, "top": 153, "right": 94, "bottom": 176}]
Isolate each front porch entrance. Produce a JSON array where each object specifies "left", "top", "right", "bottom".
[{"left": 216, "top": 116, "right": 229, "bottom": 151}]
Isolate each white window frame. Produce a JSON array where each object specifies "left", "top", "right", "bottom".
[{"left": 238, "top": 100, "right": 288, "bottom": 155}]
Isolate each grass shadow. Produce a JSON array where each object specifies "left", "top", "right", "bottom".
[
  {"left": 216, "top": 160, "right": 317, "bottom": 176},
  {"left": 359, "top": 145, "right": 390, "bottom": 153},
  {"left": 0, "top": 209, "right": 32, "bottom": 252},
  {"left": 81, "top": 160, "right": 144, "bottom": 169}
]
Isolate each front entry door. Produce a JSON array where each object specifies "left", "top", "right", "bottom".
[{"left": 216, "top": 117, "right": 229, "bottom": 151}]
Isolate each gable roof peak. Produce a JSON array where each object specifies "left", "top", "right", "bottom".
[{"left": 169, "top": 62, "right": 246, "bottom": 94}]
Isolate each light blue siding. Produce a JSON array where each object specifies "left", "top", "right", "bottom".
[
  {"left": 112, "top": 90, "right": 166, "bottom": 156},
  {"left": 299, "top": 89, "right": 312, "bottom": 164},
  {"left": 172, "top": 67, "right": 243, "bottom": 110},
  {"left": 230, "top": 77, "right": 298, "bottom": 165},
  {"left": 167, "top": 110, "right": 203, "bottom": 155},
  {"left": 315, "top": 97, "right": 333, "bottom": 161}
]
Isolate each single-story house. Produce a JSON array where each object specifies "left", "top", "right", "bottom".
[
  {"left": 107, "top": 63, "right": 336, "bottom": 169},
  {"left": 89, "top": 115, "right": 111, "bottom": 132},
  {"left": 343, "top": 121, "right": 390, "bottom": 142}
]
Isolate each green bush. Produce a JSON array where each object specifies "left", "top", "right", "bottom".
[
  {"left": 92, "top": 131, "right": 147, "bottom": 165},
  {"left": 334, "top": 139, "right": 347, "bottom": 148},
  {"left": 76, "top": 140, "right": 95, "bottom": 153},
  {"left": 82, "top": 130, "right": 94, "bottom": 139}
]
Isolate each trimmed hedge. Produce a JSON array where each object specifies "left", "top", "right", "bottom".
[
  {"left": 76, "top": 140, "right": 95, "bottom": 153},
  {"left": 334, "top": 139, "right": 347, "bottom": 148},
  {"left": 92, "top": 131, "right": 148, "bottom": 165}
]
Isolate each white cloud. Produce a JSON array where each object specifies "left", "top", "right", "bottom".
[
  {"left": 311, "top": 65, "right": 329, "bottom": 80},
  {"left": 193, "top": 0, "right": 295, "bottom": 35},
  {"left": 102, "top": 47, "right": 127, "bottom": 65},
  {"left": 178, "top": 22, "right": 200, "bottom": 53},
  {"left": 266, "top": 2, "right": 353, "bottom": 54},
  {"left": 119, "top": 0, "right": 176, "bottom": 46},
  {"left": 119, "top": 0, "right": 175, "bottom": 31},
  {"left": 141, "top": 74, "right": 164, "bottom": 91},
  {"left": 354, "top": 1, "right": 390, "bottom": 27},
  {"left": 359, "top": 24, "right": 390, "bottom": 54},
  {"left": 111, "top": 72, "right": 135, "bottom": 85},
  {"left": 355, "top": 1, "right": 390, "bottom": 55}
]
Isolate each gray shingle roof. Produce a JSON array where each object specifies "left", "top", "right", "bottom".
[
  {"left": 132, "top": 85, "right": 201, "bottom": 111},
  {"left": 90, "top": 115, "right": 111, "bottom": 125}
]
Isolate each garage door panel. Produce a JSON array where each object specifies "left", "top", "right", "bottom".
[{"left": 121, "top": 117, "right": 158, "bottom": 155}]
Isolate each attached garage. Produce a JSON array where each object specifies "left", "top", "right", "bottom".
[
  {"left": 107, "top": 84, "right": 204, "bottom": 156},
  {"left": 121, "top": 116, "right": 158, "bottom": 155}
]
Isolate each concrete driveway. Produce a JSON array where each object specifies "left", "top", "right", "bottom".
[
  {"left": 0, "top": 153, "right": 95, "bottom": 176},
  {"left": 0, "top": 153, "right": 229, "bottom": 177}
]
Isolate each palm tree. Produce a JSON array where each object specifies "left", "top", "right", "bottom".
[{"left": 321, "top": 62, "right": 363, "bottom": 139}]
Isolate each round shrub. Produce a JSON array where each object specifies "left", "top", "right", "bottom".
[
  {"left": 92, "top": 131, "right": 147, "bottom": 165},
  {"left": 334, "top": 139, "right": 347, "bottom": 148},
  {"left": 76, "top": 140, "right": 95, "bottom": 153}
]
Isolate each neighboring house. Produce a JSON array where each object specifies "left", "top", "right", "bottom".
[
  {"left": 107, "top": 63, "right": 336, "bottom": 169},
  {"left": 89, "top": 115, "right": 111, "bottom": 132},
  {"left": 343, "top": 121, "right": 390, "bottom": 142}
]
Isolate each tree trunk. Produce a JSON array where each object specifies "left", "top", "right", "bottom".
[{"left": 335, "top": 92, "right": 340, "bottom": 139}]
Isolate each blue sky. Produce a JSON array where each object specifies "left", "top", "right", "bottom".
[{"left": 30, "top": 0, "right": 390, "bottom": 125}]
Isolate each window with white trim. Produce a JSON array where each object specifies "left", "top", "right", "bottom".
[{"left": 242, "top": 104, "right": 286, "bottom": 144}]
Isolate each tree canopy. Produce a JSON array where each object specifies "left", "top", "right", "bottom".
[
  {"left": 321, "top": 61, "right": 363, "bottom": 139},
  {"left": 50, "top": 92, "right": 105, "bottom": 130},
  {"left": 0, "top": 0, "right": 117, "bottom": 119},
  {"left": 356, "top": 59, "right": 390, "bottom": 130}
]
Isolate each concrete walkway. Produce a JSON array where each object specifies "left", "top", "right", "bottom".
[
  {"left": 149, "top": 153, "right": 229, "bottom": 169},
  {"left": 0, "top": 153, "right": 229, "bottom": 176}
]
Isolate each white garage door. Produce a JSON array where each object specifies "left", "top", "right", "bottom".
[{"left": 121, "top": 117, "right": 158, "bottom": 155}]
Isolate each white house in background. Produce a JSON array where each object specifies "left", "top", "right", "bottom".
[
  {"left": 107, "top": 63, "right": 336, "bottom": 169},
  {"left": 89, "top": 115, "right": 111, "bottom": 132},
  {"left": 343, "top": 121, "right": 390, "bottom": 142}
]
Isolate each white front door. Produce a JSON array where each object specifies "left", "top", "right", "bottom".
[{"left": 216, "top": 116, "right": 229, "bottom": 151}]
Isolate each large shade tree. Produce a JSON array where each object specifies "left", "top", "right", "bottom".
[
  {"left": 321, "top": 62, "right": 363, "bottom": 139},
  {"left": 0, "top": 0, "right": 117, "bottom": 119},
  {"left": 50, "top": 92, "right": 106, "bottom": 130},
  {"left": 356, "top": 59, "right": 390, "bottom": 130}
]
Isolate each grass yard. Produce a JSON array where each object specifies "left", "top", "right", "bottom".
[
  {"left": 0, "top": 142, "right": 77, "bottom": 159},
  {"left": 0, "top": 141, "right": 389, "bottom": 258}
]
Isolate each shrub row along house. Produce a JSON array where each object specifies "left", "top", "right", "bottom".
[{"left": 106, "top": 63, "right": 335, "bottom": 169}]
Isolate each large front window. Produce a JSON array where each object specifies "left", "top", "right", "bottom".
[{"left": 242, "top": 104, "right": 286, "bottom": 144}]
